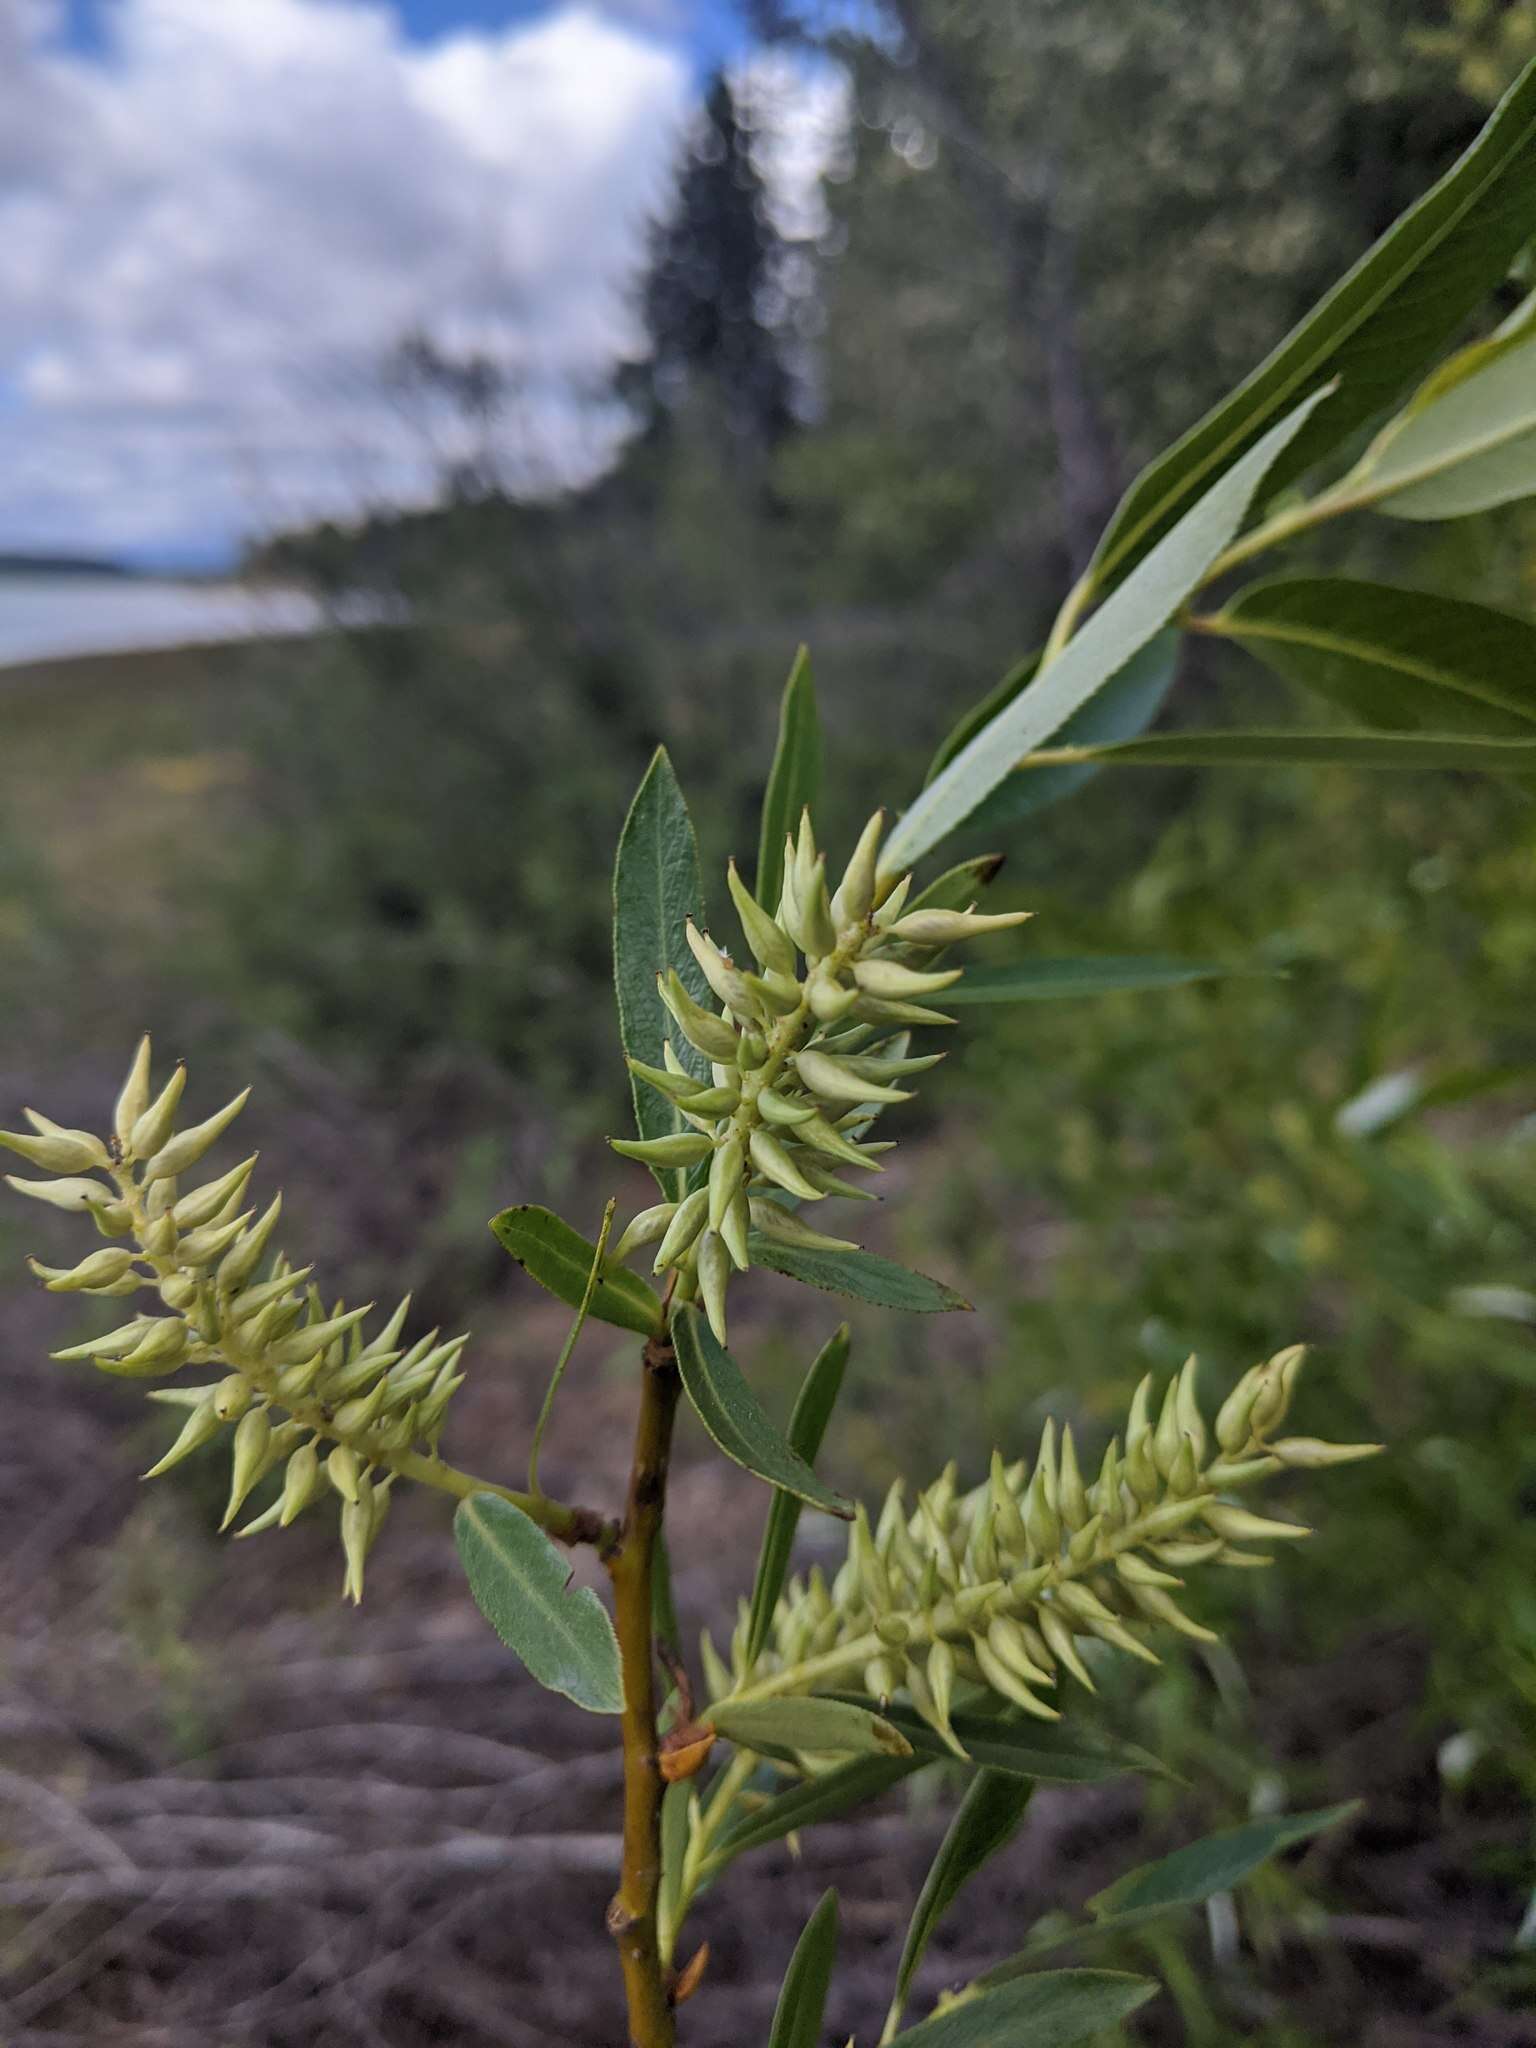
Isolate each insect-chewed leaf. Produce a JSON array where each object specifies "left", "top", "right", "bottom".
[
  {"left": 1084, "top": 56, "right": 1536, "bottom": 592},
  {"left": 673, "top": 1306, "right": 852, "bottom": 1518},
  {"left": 1085, "top": 1801, "right": 1359, "bottom": 1926},
  {"left": 890, "top": 1771, "right": 1035, "bottom": 2027},
  {"left": 827, "top": 1697, "right": 1165, "bottom": 1785},
  {"left": 1213, "top": 576, "right": 1536, "bottom": 736},
  {"left": 756, "top": 646, "right": 822, "bottom": 909},
  {"left": 890, "top": 1969, "right": 1156, "bottom": 2047},
  {"left": 767, "top": 1889, "right": 840, "bottom": 2048},
  {"left": 613, "top": 747, "right": 713, "bottom": 1198},
  {"left": 745, "top": 1325, "right": 850, "bottom": 1666},
  {"left": 490, "top": 1205, "right": 663, "bottom": 1338},
  {"left": 749, "top": 1239, "right": 971, "bottom": 1314},
  {"left": 943, "top": 957, "right": 1233, "bottom": 1005},
  {"left": 883, "top": 392, "right": 1329, "bottom": 870},
  {"left": 453, "top": 1494, "right": 622, "bottom": 1714},
  {"left": 709, "top": 1695, "right": 912, "bottom": 1760}
]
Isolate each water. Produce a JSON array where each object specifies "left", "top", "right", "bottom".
[{"left": 0, "top": 575, "right": 323, "bottom": 668}]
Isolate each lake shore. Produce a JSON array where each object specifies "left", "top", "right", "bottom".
[{"left": 0, "top": 573, "right": 324, "bottom": 670}]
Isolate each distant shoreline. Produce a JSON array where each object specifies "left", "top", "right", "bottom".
[{"left": 0, "top": 572, "right": 325, "bottom": 669}]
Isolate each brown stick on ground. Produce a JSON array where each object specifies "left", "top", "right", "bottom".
[{"left": 605, "top": 1322, "right": 681, "bottom": 2048}]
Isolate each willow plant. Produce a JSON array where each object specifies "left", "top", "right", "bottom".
[{"left": 10, "top": 62, "right": 1536, "bottom": 2047}]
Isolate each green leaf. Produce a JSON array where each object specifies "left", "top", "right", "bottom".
[
  {"left": 956, "top": 632, "right": 1181, "bottom": 840},
  {"left": 829, "top": 1698, "right": 1166, "bottom": 1785},
  {"left": 884, "top": 392, "right": 1328, "bottom": 870},
  {"left": 944, "top": 957, "right": 1233, "bottom": 1005},
  {"left": 1209, "top": 576, "right": 1536, "bottom": 735},
  {"left": 749, "top": 1239, "right": 972, "bottom": 1314},
  {"left": 1085, "top": 57, "right": 1536, "bottom": 591},
  {"left": 1366, "top": 326, "right": 1536, "bottom": 522},
  {"left": 768, "top": 1889, "right": 840, "bottom": 2048},
  {"left": 709, "top": 1694, "right": 913, "bottom": 1759},
  {"left": 905, "top": 854, "right": 1008, "bottom": 917},
  {"left": 982, "top": 1802, "right": 1361, "bottom": 1982},
  {"left": 658, "top": 1778, "right": 693, "bottom": 1950},
  {"left": 1087, "top": 1802, "right": 1359, "bottom": 1925},
  {"left": 745, "top": 1325, "right": 851, "bottom": 1666},
  {"left": 1060, "top": 728, "right": 1536, "bottom": 772},
  {"left": 925, "top": 651, "right": 1040, "bottom": 786},
  {"left": 490, "top": 1205, "right": 663, "bottom": 1338},
  {"left": 453, "top": 1494, "right": 623, "bottom": 1714},
  {"left": 892, "top": 1970, "right": 1156, "bottom": 2047},
  {"left": 612, "top": 747, "right": 713, "bottom": 1199},
  {"left": 757, "top": 646, "right": 822, "bottom": 909},
  {"left": 890, "top": 1772, "right": 1035, "bottom": 2028},
  {"left": 707, "top": 1753, "right": 922, "bottom": 1870},
  {"left": 672, "top": 1305, "right": 853, "bottom": 1518}
]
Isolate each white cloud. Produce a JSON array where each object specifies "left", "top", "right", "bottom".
[{"left": 0, "top": 0, "right": 704, "bottom": 555}]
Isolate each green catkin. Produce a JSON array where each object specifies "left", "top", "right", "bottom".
[
  {"left": 608, "top": 810, "right": 1030, "bottom": 1333},
  {"left": 2, "top": 1041, "right": 475, "bottom": 1601},
  {"left": 701, "top": 1348, "right": 1380, "bottom": 1758}
]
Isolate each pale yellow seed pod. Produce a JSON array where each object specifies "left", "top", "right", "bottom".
[
  {"left": 129, "top": 1064, "right": 187, "bottom": 1163},
  {"left": 114, "top": 1036, "right": 154, "bottom": 1149},
  {"left": 213, "top": 1374, "right": 252, "bottom": 1422},
  {"left": 1266, "top": 1436, "right": 1382, "bottom": 1468},
  {"left": 327, "top": 1443, "right": 362, "bottom": 1505},
  {"left": 144, "top": 1090, "right": 251, "bottom": 1182}
]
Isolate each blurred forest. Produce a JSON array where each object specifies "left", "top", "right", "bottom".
[{"left": 2, "top": 2, "right": 1535, "bottom": 2043}]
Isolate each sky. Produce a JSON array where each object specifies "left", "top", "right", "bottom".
[{"left": 0, "top": 0, "right": 842, "bottom": 566}]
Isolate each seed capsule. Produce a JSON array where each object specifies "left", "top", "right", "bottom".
[
  {"left": 144, "top": 1089, "right": 250, "bottom": 1181},
  {"left": 114, "top": 1037, "right": 154, "bottom": 1148},
  {"left": 129, "top": 1065, "right": 187, "bottom": 1161}
]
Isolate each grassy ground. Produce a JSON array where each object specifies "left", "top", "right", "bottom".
[{"left": 1, "top": 625, "right": 1533, "bottom": 2044}]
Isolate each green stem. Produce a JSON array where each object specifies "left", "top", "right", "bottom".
[
  {"left": 527, "top": 1195, "right": 616, "bottom": 1500},
  {"left": 606, "top": 1320, "right": 683, "bottom": 2047}
]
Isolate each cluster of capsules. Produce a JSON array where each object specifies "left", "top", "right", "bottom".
[
  {"left": 607, "top": 808, "right": 1028, "bottom": 1339},
  {"left": 702, "top": 1349, "right": 1380, "bottom": 1752},
  {"left": 3, "top": 1041, "right": 467, "bottom": 1600}
]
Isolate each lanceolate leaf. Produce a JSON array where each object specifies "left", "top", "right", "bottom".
[
  {"left": 613, "top": 747, "right": 712, "bottom": 1199},
  {"left": 1085, "top": 57, "right": 1536, "bottom": 592},
  {"left": 745, "top": 1325, "right": 851, "bottom": 1665},
  {"left": 943, "top": 957, "right": 1232, "bottom": 1005},
  {"left": 706, "top": 1753, "right": 922, "bottom": 1870},
  {"left": 1208, "top": 577, "right": 1536, "bottom": 735},
  {"left": 981, "top": 1802, "right": 1360, "bottom": 1980},
  {"left": 957, "top": 632, "right": 1181, "bottom": 840},
  {"left": 1366, "top": 327, "right": 1536, "bottom": 522},
  {"left": 891, "top": 1969, "right": 1156, "bottom": 2047},
  {"left": 890, "top": 1772, "right": 1035, "bottom": 2027},
  {"left": 709, "top": 1694, "right": 913, "bottom": 1760},
  {"left": 768, "top": 1890, "right": 840, "bottom": 2048},
  {"left": 829, "top": 1698, "right": 1166, "bottom": 1785},
  {"left": 883, "top": 392, "right": 1328, "bottom": 870},
  {"left": 490, "top": 1205, "right": 663, "bottom": 1338},
  {"left": 672, "top": 1305, "right": 853, "bottom": 1518},
  {"left": 925, "top": 651, "right": 1040, "bottom": 785},
  {"left": 1054, "top": 729, "right": 1536, "bottom": 772},
  {"left": 757, "top": 647, "right": 822, "bottom": 909},
  {"left": 905, "top": 854, "right": 1007, "bottom": 918},
  {"left": 750, "top": 1239, "right": 972, "bottom": 1314},
  {"left": 1086, "top": 1802, "right": 1359, "bottom": 1924},
  {"left": 453, "top": 1495, "right": 623, "bottom": 1714}
]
